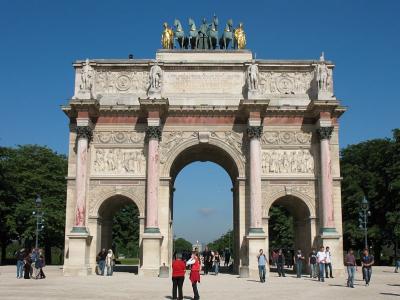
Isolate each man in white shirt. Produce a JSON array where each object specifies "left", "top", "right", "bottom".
[
  {"left": 316, "top": 246, "right": 327, "bottom": 282},
  {"left": 325, "top": 246, "right": 334, "bottom": 278}
]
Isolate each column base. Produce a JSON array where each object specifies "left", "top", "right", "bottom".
[
  {"left": 246, "top": 233, "right": 268, "bottom": 279},
  {"left": 239, "top": 266, "right": 249, "bottom": 278},
  {"left": 140, "top": 232, "right": 163, "bottom": 277},
  {"left": 63, "top": 230, "right": 92, "bottom": 276},
  {"left": 319, "top": 231, "right": 345, "bottom": 277}
]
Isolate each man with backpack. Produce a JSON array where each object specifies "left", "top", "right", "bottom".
[{"left": 257, "top": 249, "right": 268, "bottom": 282}]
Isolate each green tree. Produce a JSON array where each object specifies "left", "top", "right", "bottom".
[
  {"left": 174, "top": 238, "right": 192, "bottom": 253},
  {"left": 112, "top": 204, "right": 140, "bottom": 258},
  {"left": 268, "top": 205, "right": 294, "bottom": 251},
  {"left": 0, "top": 145, "right": 67, "bottom": 264},
  {"left": 341, "top": 129, "right": 400, "bottom": 262},
  {"left": 208, "top": 230, "right": 234, "bottom": 254}
]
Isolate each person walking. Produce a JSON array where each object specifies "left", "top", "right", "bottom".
[
  {"left": 325, "top": 246, "right": 334, "bottom": 278},
  {"left": 105, "top": 249, "right": 115, "bottom": 276},
  {"left": 187, "top": 251, "right": 201, "bottom": 300},
  {"left": 294, "top": 249, "right": 305, "bottom": 278},
  {"left": 224, "top": 248, "right": 231, "bottom": 267},
  {"left": 31, "top": 248, "right": 41, "bottom": 279},
  {"left": 23, "top": 253, "right": 31, "bottom": 279},
  {"left": 345, "top": 248, "right": 357, "bottom": 288},
  {"left": 394, "top": 253, "right": 400, "bottom": 273},
  {"left": 361, "top": 248, "right": 374, "bottom": 286},
  {"left": 316, "top": 246, "right": 327, "bottom": 282},
  {"left": 172, "top": 252, "right": 186, "bottom": 300},
  {"left": 37, "top": 254, "right": 46, "bottom": 279},
  {"left": 257, "top": 249, "right": 267, "bottom": 283},
  {"left": 308, "top": 248, "right": 317, "bottom": 278},
  {"left": 276, "top": 249, "right": 286, "bottom": 277},
  {"left": 97, "top": 248, "right": 107, "bottom": 275},
  {"left": 213, "top": 251, "right": 220, "bottom": 275},
  {"left": 202, "top": 246, "right": 212, "bottom": 275},
  {"left": 15, "top": 248, "right": 25, "bottom": 279}
]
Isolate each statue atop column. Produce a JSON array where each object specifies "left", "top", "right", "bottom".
[
  {"left": 148, "top": 62, "right": 163, "bottom": 98},
  {"left": 234, "top": 22, "right": 246, "bottom": 49},
  {"left": 246, "top": 62, "right": 260, "bottom": 98},
  {"left": 161, "top": 22, "right": 174, "bottom": 49},
  {"left": 75, "top": 58, "right": 93, "bottom": 99},
  {"left": 315, "top": 52, "right": 334, "bottom": 99}
]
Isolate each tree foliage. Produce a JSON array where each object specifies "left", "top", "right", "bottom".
[
  {"left": 174, "top": 238, "right": 192, "bottom": 253},
  {"left": 207, "top": 230, "right": 234, "bottom": 254},
  {"left": 112, "top": 204, "right": 140, "bottom": 258},
  {"left": 341, "top": 129, "right": 400, "bottom": 261},
  {"left": 268, "top": 205, "right": 294, "bottom": 251},
  {"left": 0, "top": 145, "right": 67, "bottom": 264}
]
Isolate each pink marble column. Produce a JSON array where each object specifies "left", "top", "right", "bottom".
[
  {"left": 317, "top": 126, "right": 335, "bottom": 232},
  {"left": 74, "top": 125, "right": 92, "bottom": 230},
  {"left": 247, "top": 126, "right": 264, "bottom": 233},
  {"left": 145, "top": 126, "right": 162, "bottom": 233}
]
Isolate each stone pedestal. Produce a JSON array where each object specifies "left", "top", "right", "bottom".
[
  {"left": 319, "top": 232, "right": 345, "bottom": 276},
  {"left": 141, "top": 233, "right": 163, "bottom": 276},
  {"left": 63, "top": 230, "right": 92, "bottom": 276},
  {"left": 246, "top": 234, "right": 268, "bottom": 279}
]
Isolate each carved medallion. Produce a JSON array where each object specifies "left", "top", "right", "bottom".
[{"left": 116, "top": 74, "right": 132, "bottom": 91}]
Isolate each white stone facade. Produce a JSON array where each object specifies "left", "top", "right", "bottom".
[{"left": 62, "top": 50, "right": 346, "bottom": 278}]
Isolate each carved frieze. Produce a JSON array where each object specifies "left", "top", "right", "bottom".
[
  {"left": 261, "top": 131, "right": 312, "bottom": 145},
  {"left": 94, "top": 69, "right": 149, "bottom": 94},
  {"left": 259, "top": 72, "right": 314, "bottom": 95},
  {"left": 262, "top": 150, "right": 314, "bottom": 174},
  {"left": 159, "top": 130, "right": 245, "bottom": 164},
  {"left": 91, "top": 148, "right": 146, "bottom": 176},
  {"left": 93, "top": 131, "right": 145, "bottom": 145}
]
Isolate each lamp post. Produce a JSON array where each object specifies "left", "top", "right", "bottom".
[
  {"left": 359, "top": 197, "right": 370, "bottom": 250},
  {"left": 33, "top": 195, "right": 44, "bottom": 249}
]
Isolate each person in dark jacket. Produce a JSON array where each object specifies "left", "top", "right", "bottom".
[
  {"left": 23, "top": 254, "right": 31, "bottom": 279},
  {"left": 277, "top": 249, "right": 286, "bottom": 277},
  {"left": 97, "top": 249, "right": 107, "bottom": 275},
  {"left": 15, "top": 248, "right": 26, "bottom": 278}
]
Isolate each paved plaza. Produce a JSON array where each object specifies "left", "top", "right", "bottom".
[{"left": 0, "top": 266, "right": 399, "bottom": 299}]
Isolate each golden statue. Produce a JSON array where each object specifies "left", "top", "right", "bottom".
[
  {"left": 161, "top": 22, "right": 174, "bottom": 49},
  {"left": 234, "top": 22, "right": 246, "bottom": 49}
]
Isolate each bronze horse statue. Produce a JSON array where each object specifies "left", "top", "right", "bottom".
[
  {"left": 219, "top": 19, "right": 234, "bottom": 49},
  {"left": 208, "top": 15, "right": 219, "bottom": 49},
  {"left": 186, "top": 18, "right": 198, "bottom": 49},
  {"left": 173, "top": 19, "right": 185, "bottom": 49}
]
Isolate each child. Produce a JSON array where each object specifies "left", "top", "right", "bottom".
[{"left": 187, "top": 251, "right": 200, "bottom": 300}]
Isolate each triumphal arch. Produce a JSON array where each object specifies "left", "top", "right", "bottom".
[{"left": 62, "top": 19, "right": 346, "bottom": 277}]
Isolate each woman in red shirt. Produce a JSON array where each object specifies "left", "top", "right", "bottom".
[
  {"left": 172, "top": 252, "right": 186, "bottom": 300},
  {"left": 186, "top": 251, "right": 200, "bottom": 300}
]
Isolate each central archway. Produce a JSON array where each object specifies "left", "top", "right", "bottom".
[{"left": 168, "top": 142, "right": 242, "bottom": 273}]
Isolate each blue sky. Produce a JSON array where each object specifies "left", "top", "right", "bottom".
[{"left": 1, "top": 0, "right": 399, "bottom": 244}]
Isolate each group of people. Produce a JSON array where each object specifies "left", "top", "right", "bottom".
[
  {"left": 170, "top": 246, "right": 230, "bottom": 300},
  {"left": 15, "top": 248, "right": 46, "bottom": 280},
  {"left": 96, "top": 248, "right": 115, "bottom": 276},
  {"left": 269, "top": 246, "right": 334, "bottom": 281},
  {"left": 260, "top": 246, "right": 375, "bottom": 288}
]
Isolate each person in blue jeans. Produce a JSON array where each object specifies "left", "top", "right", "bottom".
[
  {"left": 394, "top": 253, "right": 400, "bottom": 273},
  {"left": 361, "top": 248, "right": 374, "bottom": 286},
  {"left": 294, "top": 249, "right": 305, "bottom": 278},
  {"left": 257, "top": 249, "right": 267, "bottom": 283},
  {"left": 345, "top": 248, "right": 357, "bottom": 288},
  {"left": 15, "top": 248, "right": 26, "bottom": 278},
  {"left": 316, "top": 246, "right": 327, "bottom": 282},
  {"left": 97, "top": 249, "right": 107, "bottom": 275}
]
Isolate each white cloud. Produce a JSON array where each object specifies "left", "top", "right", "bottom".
[{"left": 197, "top": 207, "right": 216, "bottom": 217}]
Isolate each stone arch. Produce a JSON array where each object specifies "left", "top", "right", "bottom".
[
  {"left": 91, "top": 189, "right": 145, "bottom": 218},
  {"left": 161, "top": 135, "right": 245, "bottom": 180},
  {"left": 264, "top": 189, "right": 316, "bottom": 219}
]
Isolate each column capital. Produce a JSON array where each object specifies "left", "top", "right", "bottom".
[
  {"left": 316, "top": 126, "right": 334, "bottom": 141},
  {"left": 247, "top": 125, "right": 263, "bottom": 139},
  {"left": 146, "top": 126, "right": 162, "bottom": 141},
  {"left": 76, "top": 125, "right": 93, "bottom": 142}
]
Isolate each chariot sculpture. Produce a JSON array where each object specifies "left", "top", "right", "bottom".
[{"left": 161, "top": 16, "right": 247, "bottom": 50}]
